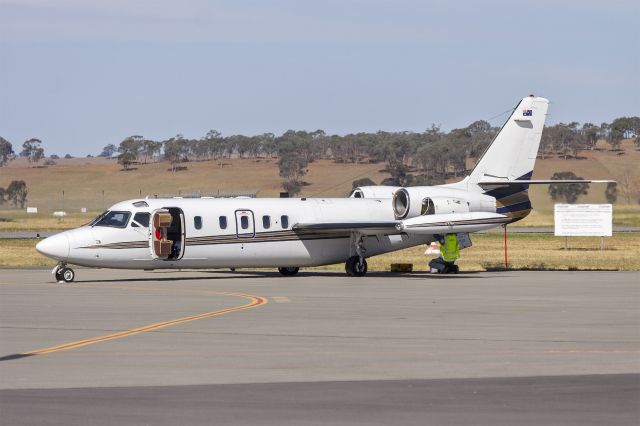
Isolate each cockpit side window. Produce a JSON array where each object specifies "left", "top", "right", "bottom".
[
  {"left": 94, "top": 211, "right": 131, "bottom": 228},
  {"left": 87, "top": 211, "right": 108, "bottom": 226},
  {"left": 131, "top": 212, "right": 151, "bottom": 228}
]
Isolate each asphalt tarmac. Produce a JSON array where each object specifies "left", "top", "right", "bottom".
[{"left": 1, "top": 269, "right": 639, "bottom": 425}]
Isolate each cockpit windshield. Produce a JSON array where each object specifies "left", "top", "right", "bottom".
[{"left": 93, "top": 211, "right": 131, "bottom": 228}]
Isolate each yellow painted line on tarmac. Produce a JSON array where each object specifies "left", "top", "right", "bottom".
[{"left": 21, "top": 292, "right": 268, "bottom": 357}]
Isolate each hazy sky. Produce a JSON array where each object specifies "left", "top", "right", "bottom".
[{"left": 1, "top": 0, "right": 638, "bottom": 156}]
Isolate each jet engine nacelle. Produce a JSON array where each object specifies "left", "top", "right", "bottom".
[
  {"left": 350, "top": 186, "right": 402, "bottom": 199},
  {"left": 392, "top": 186, "right": 496, "bottom": 219}
]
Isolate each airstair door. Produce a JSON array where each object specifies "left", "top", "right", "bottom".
[
  {"left": 150, "top": 208, "right": 185, "bottom": 260},
  {"left": 235, "top": 210, "right": 255, "bottom": 238},
  {"left": 150, "top": 209, "right": 172, "bottom": 259}
]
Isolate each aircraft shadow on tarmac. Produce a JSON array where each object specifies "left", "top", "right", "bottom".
[{"left": 73, "top": 270, "right": 491, "bottom": 284}]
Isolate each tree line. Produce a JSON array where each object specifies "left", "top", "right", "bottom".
[
  {"left": 102, "top": 117, "right": 638, "bottom": 195},
  {"left": 1, "top": 115, "right": 638, "bottom": 199}
]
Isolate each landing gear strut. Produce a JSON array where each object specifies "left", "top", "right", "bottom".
[
  {"left": 53, "top": 262, "right": 75, "bottom": 283},
  {"left": 345, "top": 233, "right": 368, "bottom": 277},
  {"left": 278, "top": 267, "right": 299, "bottom": 276}
]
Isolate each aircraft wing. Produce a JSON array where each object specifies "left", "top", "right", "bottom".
[
  {"left": 293, "top": 212, "right": 509, "bottom": 235},
  {"left": 400, "top": 212, "right": 510, "bottom": 234},
  {"left": 292, "top": 221, "right": 402, "bottom": 234}
]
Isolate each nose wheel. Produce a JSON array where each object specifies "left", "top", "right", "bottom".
[{"left": 53, "top": 264, "right": 75, "bottom": 283}]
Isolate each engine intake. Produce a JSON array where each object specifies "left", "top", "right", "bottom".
[
  {"left": 392, "top": 189, "right": 411, "bottom": 218},
  {"left": 392, "top": 187, "right": 494, "bottom": 219}
]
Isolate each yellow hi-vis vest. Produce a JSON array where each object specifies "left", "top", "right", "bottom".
[{"left": 440, "top": 233, "right": 460, "bottom": 262}]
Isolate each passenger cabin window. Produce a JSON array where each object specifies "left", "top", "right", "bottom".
[
  {"left": 281, "top": 215, "right": 289, "bottom": 229},
  {"left": 131, "top": 212, "right": 150, "bottom": 227},
  {"left": 421, "top": 198, "right": 435, "bottom": 215},
  {"left": 262, "top": 215, "right": 271, "bottom": 229},
  {"left": 240, "top": 215, "right": 249, "bottom": 229},
  {"left": 194, "top": 216, "right": 202, "bottom": 230},
  {"left": 94, "top": 211, "right": 131, "bottom": 228},
  {"left": 219, "top": 216, "right": 227, "bottom": 229}
]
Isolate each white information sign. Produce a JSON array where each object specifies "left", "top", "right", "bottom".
[
  {"left": 26, "top": 207, "right": 38, "bottom": 214},
  {"left": 554, "top": 204, "right": 612, "bottom": 237}
]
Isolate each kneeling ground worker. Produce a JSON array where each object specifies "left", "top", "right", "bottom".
[{"left": 429, "top": 233, "right": 460, "bottom": 273}]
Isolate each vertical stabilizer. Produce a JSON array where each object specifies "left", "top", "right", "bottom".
[{"left": 467, "top": 95, "right": 549, "bottom": 187}]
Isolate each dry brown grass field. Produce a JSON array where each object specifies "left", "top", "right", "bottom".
[
  {"left": 0, "top": 140, "right": 638, "bottom": 231},
  {"left": 2, "top": 233, "right": 639, "bottom": 271},
  {"left": 364, "top": 233, "right": 640, "bottom": 272}
]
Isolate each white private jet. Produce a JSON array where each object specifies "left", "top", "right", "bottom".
[{"left": 36, "top": 95, "right": 608, "bottom": 282}]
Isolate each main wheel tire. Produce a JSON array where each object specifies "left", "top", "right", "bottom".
[
  {"left": 61, "top": 267, "right": 75, "bottom": 283},
  {"left": 278, "top": 267, "right": 299, "bottom": 276},
  {"left": 345, "top": 256, "right": 367, "bottom": 277},
  {"left": 55, "top": 268, "right": 64, "bottom": 282}
]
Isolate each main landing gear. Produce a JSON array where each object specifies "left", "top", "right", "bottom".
[
  {"left": 345, "top": 233, "right": 368, "bottom": 277},
  {"left": 278, "top": 267, "right": 299, "bottom": 276},
  {"left": 345, "top": 256, "right": 367, "bottom": 277},
  {"left": 53, "top": 262, "right": 75, "bottom": 283}
]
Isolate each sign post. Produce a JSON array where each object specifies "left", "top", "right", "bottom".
[
  {"left": 503, "top": 224, "right": 508, "bottom": 268},
  {"left": 554, "top": 204, "right": 613, "bottom": 250}
]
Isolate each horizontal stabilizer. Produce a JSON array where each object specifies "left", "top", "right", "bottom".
[
  {"left": 479, "top": 179, "right": 614, "bottom": 188},
  {"left": 293, "top": 221, "right": 402, "bottom": 234},
  {"left": 401, "top": 212, "right": 509, "bottom": 235}
]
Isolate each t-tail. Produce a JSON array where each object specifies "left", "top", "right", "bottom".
[
  {"left": 459, "top": 95, "right": 611, "bottom": 222},
  {"left": 462, "top": 95, "right": 549, "bottom": 221}
]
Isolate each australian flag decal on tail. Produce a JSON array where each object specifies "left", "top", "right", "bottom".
[{"left": 522, "top": 109, "right": 533, "bottom": 116}]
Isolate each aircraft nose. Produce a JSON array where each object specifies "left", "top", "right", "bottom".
[{"left": 36, "top": 233, "right": 70, "bottom": 261}]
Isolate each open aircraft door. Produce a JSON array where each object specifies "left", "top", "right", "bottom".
[
  {"left": 150, "top": 209, "right": 172, "bottom": 259},
  {"left": 150, "top": 208, "right": 185, "bottom": 260}
]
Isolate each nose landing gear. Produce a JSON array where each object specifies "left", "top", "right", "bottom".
[{"left": 53, "top": 263, "right": 75, "bottom": 283}]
